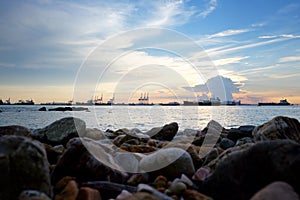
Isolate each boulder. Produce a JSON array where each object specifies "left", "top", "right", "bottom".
[
  {"left": 250, "top": 181, "right": 299, "bottom": 200},
  {"left": 146, "top": 122, "right": 178, "bottom": 141},
  {"left": 39, "top": 107, "right": 47, "bottom": 111},
  {"left": 77, "top": 187, "right": 102, "bottom": 200},
  {"left": 139, "top": 147, "right": 195, "bottom": 180},
  {"left": 33, "top": 117, "right": 86, "bottom": 146},
  {"left": 54, "top": 180, "right": 78, "bottom": 200},
  {"left": 0, "top": 136, "right": 51, "bottom": 199},
  {"left": 202, "top": 140, "right": 300, "bottom": 200},
  {"left": 0, "top": 125, "right": 32, "bottom": 138},
  {"left": 252, "top": 116, "right": 300, "bottom": 143},
  {"left": 227, "top": 125, "right": 254, "bottom": 142},
  {"left": 219, "top": 138, "right": 235, "bottom": 150},
  {"left": 51, "top": 137, "right": 128, "bottom": 184}
]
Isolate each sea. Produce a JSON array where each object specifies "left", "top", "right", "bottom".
[{"left": 0, "top": 105, "right": 300, "bottom": 131}]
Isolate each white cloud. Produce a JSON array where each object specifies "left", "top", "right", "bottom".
[
  {"left": 259, "top": 34, "right": 300, "bottom": 39},
  {"left": 279, "top": 56, "right": 300, "bottom": 63},
  {"left": 213, "top": 56, "right": 249, "bottom": 66},
  {"left": 199, "top": 0, "right": 218, "bottom": 18},
  {"left": 0, "top": 62, "right": 16, "bottom": 68},
  {"left": 207, "top": 29, "right": 250, "bottom": 39}
]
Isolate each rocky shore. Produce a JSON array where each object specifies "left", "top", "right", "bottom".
[{"left": 1, "top": 116, "right": 300, "bottom": 200}]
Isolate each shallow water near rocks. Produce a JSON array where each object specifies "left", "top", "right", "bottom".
[{"left": 1, "top": 105, "right": 300, "bottom": 131}]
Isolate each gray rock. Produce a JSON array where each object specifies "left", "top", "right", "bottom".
[
  {"left": 84, "top": 128, "right": 106, "bottom": 140},
  {"left": 227, "top": 126, "right": 254, "bottom": 142},
  {"left": 202, "top": 140, "right": 300, "bottom": 200},
  {"left": 33, "top": 117, "right": 86, "bottom": 146},
  {"left": 219, "top": 138, "right": 235, "bottom": 150},
  {"left": 0, "top": 136, "right": 52, "bottom": 199},
  {"left": 235, "top": 137, "right": 254, "bottom": 146},
  {"left": 0, "top": 125, "right": 32, "bottom": 138},
  {"left": 250, "top": 181, "right": 299, "bottom": 200},
  {"left": 114, "top": 152, "right": 140, "bottom": 173},
  {"left": 252, "top": 116, "right": 300, "bottom": 143},
  {"left": 146, "top": 122, "right": 178, "bottom": 141},
  {"left": 137, "top": 184, "right": 173, "bottom": 200},
  {"left": 139, "top": 147, "right": 195, "bottom": 180},
  {"left": 51, "top": 137, "right": 128, "bottom": 184},
  {"left": 19, "top": 190, "right": 51, "bottom": 200}
]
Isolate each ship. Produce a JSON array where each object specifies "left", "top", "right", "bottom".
[
  {"left": 15, "top": 99, "right": 35, "bottom": 105},
  {"left": 183, "top": 97, "right": 221, "bottom": 106},
  {"left": 258, "top": 99, "right": 292, "bottom": 106}
]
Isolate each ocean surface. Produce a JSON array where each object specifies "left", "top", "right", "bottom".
[{"left": 0, "top": 105, "right": 300, "bottom": 131}]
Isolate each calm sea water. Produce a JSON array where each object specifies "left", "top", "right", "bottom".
[{"left": 0, "top": 105, "right": 300, "bottom": 131}]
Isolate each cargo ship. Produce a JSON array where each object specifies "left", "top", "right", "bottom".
[{"left": 258, "top": 99, "right": 291, "bottom": 106}]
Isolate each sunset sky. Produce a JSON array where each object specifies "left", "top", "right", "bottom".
[{"left": 0, "top": 0, "right": 300, "bottom": 104}]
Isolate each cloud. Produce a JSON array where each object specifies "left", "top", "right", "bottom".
[
  {"left": 213, "top": 56, "right": 249, "bottom": 66},
  {"left": 279, "top": 56, "right": 300, "bottom": 63},
  {"left": 183, "top": 75, "right": 242, "bottom": 101},
  {"left": 207, "top": 29, "right": 250, "bottom": 39},
  {"left": 199, "top": 0, "right": 218, "bottom": 18},
  {"left": 259, "top": 34, "right": 300, "bottom": 39},
  {"left": 0, "top": 62, "right": 16, "bottom": 68}
]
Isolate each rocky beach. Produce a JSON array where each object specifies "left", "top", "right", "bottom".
[{"left": 1, "top": 116, "right": 300, "bottom": 200}]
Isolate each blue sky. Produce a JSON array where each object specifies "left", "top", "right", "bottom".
[{"left": 0, "top": 0, "right": 300, "bottom": 104}]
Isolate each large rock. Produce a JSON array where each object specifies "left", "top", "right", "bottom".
[
  {"left": 0, "top": 125, "right": 32, "bottom": 138},
  {"left": 139, "top": 147, "right": 195, "bottom": 180},
  {"left": 51, "top": 137, "right": 128, "bottom": 184},
  {"left": 252, "top": 116, "right": 300, "bottom": 143},
  {"left": 0, "top": 136, "right": 51, "bottom": 199},
  {"left": 33, "top": 117, "right": 86, "bottom": 146},
  {"left": 250, "top": 181, "right": 299, "bottom": 200},
  {"left": 146, "top": 122, "right": 178, "bottom": 141},
  {"left": 202, "top": 140, "right": 300, "bottom": 200}
]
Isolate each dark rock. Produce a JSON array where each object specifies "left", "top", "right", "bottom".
[
  {"left": 137, "top": 184, "right": 173, "bottom": 200},
  {"left": 0, "top": 125, "right": 32, "bottom": 138},
  {"left": 183, "top": 189, "right": 213, "bottom": 200},
  {"left": 139, "top": 147, "right": 195, "bottom": 180},
  {"left": 54, "top": 180, "right": 78, "bottom": 200},
  {"left": 33, "top": 117, "right": 86, "bottom": 146},
  {"left": 19, "top": 190, "right": 51, "bottom": 200},
  {"left": 235, "top": 137, "right": 254, "bottom": 146},
  {"left": 147, "top": 122, "right": 178, "bottom": 141},
  {"left": 121, "top": 192, "right": 160, "bottom": 200},
  {"left": 202, "top": 140, "right": 300, "bottom": 200},
  {"left": 0, "top": 136, "right": 52, "bottom": 199},
  {"left": 82, "top": 181, "right": 137, "bottom": 200},
  {"left": 51, "top": 137, "right": 128, "bottom": 184},
  {"left": 39, "top": 107, "right": 47, "bottom": 111},
  {"left": 227, "top": 126, "right": 254, "bottom": 143},
  {"left": 202, "top": 148, "right": 219, "bottom": 166},
  {"left": 77, "top": 187, "right": 101, "bottom": 200},
  {"left": 253, "top": 116, "right": 300, "bottom": 142},
  {"left": 219, "top": 138, "right": 235, "bottom": 150},
  {"left": 49, "top": 107, "right": 72, "bottom": 111},
  {"left": 44, "top": 143, "right": 64, "bottom": 165},
  {"left": 250, "top": 181, "right": 299, "bottom": 200},
  {"left": 127, "top": 174, "right": 149, "bottom": 186}
]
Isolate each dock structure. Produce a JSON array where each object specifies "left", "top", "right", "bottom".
[{"left": 138, "top": 92, "right": 149, "bottom": 104}]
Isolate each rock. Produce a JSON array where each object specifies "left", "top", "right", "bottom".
[
  {"left": 81, "top": 181, "right": 137, "bottom": 200},
  {"left": 0, "top": 125, "right": 32, "bottom": 137},
  {"left": 44, "top": 143, "right": 64, "bottom": 164},
  {"left": 250, "top": 181, "right": 299, "bottom": 200},
  {"left": 121, "top": 192, "right": 160, "bottom": 200},
  {"left": 193, "top": 167, "right": 211, "bottom": 181},
  {"left": 227, "top": 125, "right": 254, "bottom": 142},
  {"left": 51, "top": 138, "right": 128, "bottom": 184},
  {"left": 196, "top": 120, "right": 223, "bottom": 148},
  {"left": 152, "top": 175, "right": 168, "bottom": 190},
  {"left": 54, "top": 180, "right": 79, "bottom": 200},
  {"left": 116, "top": 190, "right": 132, "bottom": 200},
  {"left": 202, "top": 148, "right": 219, "bottom": 166},
  {"left": 167, "top": 179, "right": 187, "bottom": 195},
  {"left": 127, "top": 174, "right": 149, "bottom": 186},
  {"left": 146, "top": 122, "right": 178, "bottom": 141},
  {"left": 202, "top": 140, "right": 300, "bottom": 200},
  {"left": 252, "top": 116, "right": 300, "bottom": 143},
  {"left": 83, "top": 128, "right": 106, "bottom": 140},
  {"left": 53, "top": 176, "right": 76, "bottom": 194},
  {"left": 182, "top": 189, "right": 213, "bottom": 200},
  {"left": 49, "top": 107, "right": 73, "bottom": 111},
  {"left": 137, "top": 184, "right": 173, "bottom": 200},
  {"left": 39, "top": 107, "right": 47, "bottom": 111},
  {"left": 235, "top": 137, "right": 254, "bottom": 146},
  {"left": 0, "top": 136, "right": 51, "bottom": 200},
  {"left": 219, "top": 138, "right": 235, "bottom": 150},
  {"left": 139, "top": 148, "right": 195, "bottom": 180},
  {"left": 77, "top": 187, "right": 102, "bottom": 200},
  {"left": 120, "top": 144, "right": 157, "bottom": 153},
  {"left": 114, "top": 152, "right": 140, "bottom": 173},
  {"left": 19, "top": 190, "right": 51, "bottom": 200},
  {"left": 33, "top": 117, "right": 86, "bottom": 146}
]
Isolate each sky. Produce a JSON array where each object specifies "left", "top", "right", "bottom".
[{"left": 0, "top": 0, "right": 300, "bottom": 104}]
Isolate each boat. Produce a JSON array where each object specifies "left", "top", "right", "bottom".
[
  {"left": 222, "top": 100, "right": 241, "bottom": 106},
  {"left": 258, "top": 99, "right": 292, "bottom": 106},
  {"left": 15, "top": 99, "right": 35, "bottom": 105},
  {"left": 183, "top": 97, "right": 221, "bottom": 106}
]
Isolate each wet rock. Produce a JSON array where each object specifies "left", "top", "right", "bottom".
[
  {"left": 19, "top": 190, "right": 51, "bottom": 200},
  {"left": 182, "top": 189, "right": 213, "bottom": 200},
  {"left": 250, "top": 181, "right": 299, "bottom": 200},
  {"left": 235, "top": 137, "right": 254, "bottom": 146},
  {"left": 39, "top": 107, "right": 47, "bottom": 111},
  {"left": 252, "top": 116, "right": 300, "bottom": 142},
  {"left": 227, "top": 125, "right": 254, "bottom": 142},
  {"left": 139, "top": 147, "right": 195, "bottom": 180},
  {"left": 202, "top": 140, "right": 300, "bottom": 200},
  {"left": 219, "top": 138, "right": 235, "bottom": 150},
  {"left": 77, "top": 187, "right": 101, "bottom": 200},
  {"left": 33, "top": 117, "right": 86, "bottom": 146},
  {"left": 0, "top": 136, "right": 51, "bottom": 200},
  {"left": 54, "top": 180, "right": 78, "bottom": 200},
  {"left": 0, "top": 125, "right": 32, "bottom": 137},
  {"left": 51, "top": 138, "right": 128, "bottom": 184},
  {"left": 146, "top": 122, "right": 178, "bottom": 141}
]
